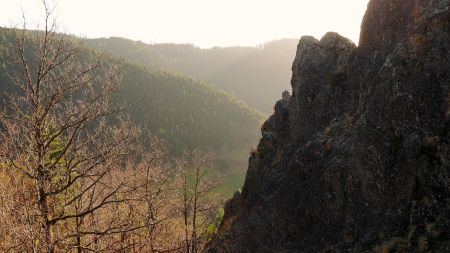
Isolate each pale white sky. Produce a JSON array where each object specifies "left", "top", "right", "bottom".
[{"left": 0, "top": 0, "right": 370, "bottom": 48}]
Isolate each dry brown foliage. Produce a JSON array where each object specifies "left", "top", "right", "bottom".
[{"left": 0, "top": 2, "right": 221, "bottom": 252}]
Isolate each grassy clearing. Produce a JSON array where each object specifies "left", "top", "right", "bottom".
[{"left": 213, "top": 147, "right": 251, "bottom": 198}]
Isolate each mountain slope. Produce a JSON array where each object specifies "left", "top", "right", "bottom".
[
  {"left": 118, "top": 64, "right": 263, "bottom": 153},
  {"left": 85, "top": 37, "right": 298, "bottom": 113},
  {"left": 205, "top": 0, "right": 450, "bottom": 252},
  {"left": 0, "top": 27, "right": 263, "bottom": 154}
]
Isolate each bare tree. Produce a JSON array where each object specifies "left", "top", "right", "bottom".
[
  {"left": 0, "top": 3, "right": 227, "bottom": 253},
  {"left": 0, "top": 2, "right": 139, "bottom": 252},
  {"left": 178, "top": 151, "right": 221, "bottom": 253},
  {"left": 119, "top": 140, "right": 182, "bottom": 253}
]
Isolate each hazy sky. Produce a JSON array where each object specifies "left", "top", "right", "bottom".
[{"left": 0, "top": 0, "right": 370, "bottom": 48}]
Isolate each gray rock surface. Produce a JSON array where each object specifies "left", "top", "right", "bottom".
[{"left": 205, "top": 0, "right": 450, "bottom": 252}]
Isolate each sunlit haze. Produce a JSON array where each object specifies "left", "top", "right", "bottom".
[{"left": 0, "top": 0, "right": 369, "bottom": 48}]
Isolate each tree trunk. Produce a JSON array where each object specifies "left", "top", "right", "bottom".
[
  {"left": 38, "top": 180, "right": 53, "bottom": 253},
  {"left": 76, "top": 215, "right": 82, "bottom": 253}
]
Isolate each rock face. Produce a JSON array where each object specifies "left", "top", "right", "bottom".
[{"left": 205, "top": 0, "right": 450, "bottom": 252}]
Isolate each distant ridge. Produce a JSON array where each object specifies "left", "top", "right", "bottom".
[{"left": 86, "top": 37, "right": 298, "bottom": 112}]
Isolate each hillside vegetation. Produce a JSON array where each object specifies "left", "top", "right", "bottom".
[{"left": 0, "top": 27, "right": 263, "bottom": 154}]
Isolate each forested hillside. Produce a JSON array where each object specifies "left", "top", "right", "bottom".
[
  {"left": 0, "top": 27, "right": 263, "bottom": 154},
  {"left": 0, "top": 21, "right": 235, "bottom": 251},
  {"left": 86, "top": 37, "right": 298, "bottom": 112}
]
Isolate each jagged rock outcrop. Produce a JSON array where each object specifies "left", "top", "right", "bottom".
[{"left": 205, "top": 0, "right": 450, "bottom": 252}]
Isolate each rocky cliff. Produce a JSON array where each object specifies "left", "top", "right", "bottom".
[{"left": 205, "top": 0, "right": 450, "bottom": 252}]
